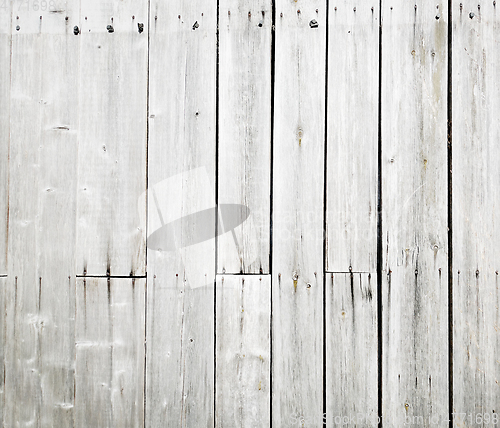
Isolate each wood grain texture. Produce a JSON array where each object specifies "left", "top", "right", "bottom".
[
  {"left": 326, "top": 1, "right": 379, "bottom": 273},
  {"left": 75, "top": 0, "right": 147, "bottom": 276},
  {"left": 0, "top": 276, "right": 5, "bottom": 423},
  {"left": 0, "top": 0, "right": 10, "bottom": 275},
  {"left": 217, "top": 0, "right": 272, "bottom": 275},
  {"left": 272, "top": 0, "right": 326, "bottom": 425},
  {"left": 215, "top": 275, "right": 270, "bottom": 427},
  {"left": 146, "top": 1, "right": 217, "bottom": 426},
  {"left": 75, "top": 277, "right": 145, "bottom": 427},
  {"left": 4, "top": 6, "right": 80, "bottom": 426},
  {"left": 453, "top": 0, "right": 500, "bottom": 418},
  {"left": 381, "top": 1, "right": 449, "bottom": 424},
  {"left": 326, "top": 273, "right": 378, "bottom": 427}
]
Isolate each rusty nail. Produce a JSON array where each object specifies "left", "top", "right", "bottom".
[
  {"left": 73, "top": 25, "right": 79, "bottom": 35},
  {"left": 353, "top": 6, "right": 356, "bottom": 11},
  {"left": 228, "top": 10, "right": 230, "bottom": 15},
  {"left": 138, "top": 23, "right": 144, "bottom": 33},
  {"left": 65, "top": 16, "right": 68, "bottom": 20},
  {"left": 297, "top": 9, "right": 301, "bottom": 14},
  {"left": 132, "top": 15, "right": 135, "bottom": 19}
]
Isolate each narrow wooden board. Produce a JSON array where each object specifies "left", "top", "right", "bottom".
[
  {"left": 4, "top": 6, "right": 80, "bottom": 426},
  {"left": 326, "top": 2, "right": 379, "bottom": 273},
  {"left": 75, "top": 277, "right": 145, "bottom": 427},
  {"left": 215, "top": 274, "right": 270, "bottom": 427},
  {"left": 217, "top": 0, "right": 272, "bottom": 275},
  {"left": 326, "top": 273, "right": 378, "bottom": 427},
  {"left": 146, "top": 1, "right": 217, "bottom": 426},
  {"left": 381, "top": 1, "right": 449, "bottom": 424},
  {"left": 453, "top": 0, "right": 500, "bottom": 418},
  {"left": 272, "top": 0, "right": 326, "bottom": 425},
  {"left": 0, "top": 276, "right": 6, "bottom": 423},
  {"left": 0, "top": 0, "right": 10, "bottom": 275},
  {"left": 75, "top": 0, "right": 148, "bottom": 276}
]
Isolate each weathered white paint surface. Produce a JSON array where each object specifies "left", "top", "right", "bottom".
[
  {"left": 75, "top": 0, "right": 147, "bottom": 276},
  {"left": 272, "top": 0, "right": 326, "bottom": 425},
  {"left": 326, "top": 1, "right": 379, "bottom": 274},
  {"left": 5, "top": 5, "right": 80, "bottom": 426},
  {"left": 0, "top": 0, "right": 9, "bottom": 275},
  {"left": 382, "top": 1, "right": 449, "bottom": 425},
  {"left": 453, "top": 0, "right": 500, "bottom": 417},
  {"left": 326, "top": 273, "right": 377, "bottom": 427},
  {"left": 217, "top": 0, "right": 272, "bottom": 275},
  {"left": 146, "top": 1, "right": 216, "bottom": 426},
  {"left": 2, "top": 0, "right": 500, "bottom": 425},
  {"left": 215, "top": 275, "right": 270, "bottom": 427},
  {"left": 75, "top": 277, "right": 145, "bottom": 427}
]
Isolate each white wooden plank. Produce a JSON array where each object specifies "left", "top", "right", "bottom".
[
  {"left": 326, "top": 2, "right": 379, "bottom": 273},
  {"left": 217, "top": 0, "right": 272, "bottom": 274},
  {"left": 0, "top": 0, "right": 10, "bottom": 275},
  {"left": 326, "top": 273, "right": 377, "bottom": 427},
  {"left": 381, "top": 1, "right": 449, "bottom": 424},
  {"left": 75, "top": 277, "right": 145, "bottom": 427},
  {"left": 453, "top": 0, "right": 500, "bottom": 417},
  {"left": 146, "top": 1, "right": 217, "bottom": 426},
  {"left": 0, "top": 276, "right": 5, "bottom": 423},
  {"left": 272, "top": 1, "right": 326, "bottom": 425},
  {"left": 215, "top": 275, "right": 270, "bottom": 427},
  {"left": 75, "top": 0, "right": 148, "bottom": 276},
  {"left": 4, "top": 6, "right": 80, "bottom": 426}
]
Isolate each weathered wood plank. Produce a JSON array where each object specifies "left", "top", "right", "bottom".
[
  {"left": 326, "top": 273, "right": 378, "bottom": 427},
  {"left": 453, "top": 0, "right": 500, "bottom": 417},
  {"left": 75, "top": 0, "right": 148, "bottom": 276},
  {"left": 381, "top": 1, "right": 449, "bottom": 424},
  {"left": 272, "top": 0, "right": 326, "bottom": 425},
  {"left": 326, "top": 2, "right": 379, "bottom": 273},
  {"left": 0, "top": 276, "right": 5, "bottom": 423},
  {"left": 217, "top": 0, "right": 272, "bottom": 274},
  {"left": 75, "top": 277, "right": 145, "bottom": 427},
  {"left": 215, "top": 274, "right": 270, "bottom": 427},
  {"left": 4, "top": 6, "right": 79, "bottom": 426},
  {"left": 146, "top": 1, "right": 216, "bottom": 426},
  {"left": 0, "top": 0, "right": 10, "bottom": 275}
]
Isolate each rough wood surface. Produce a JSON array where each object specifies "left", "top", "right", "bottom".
[
  {"left": 75, "top": 277, "right": 145, "bottom": 427},
  {"left": 0, "top": 0, "right": 10, "bottom": 275},
  {"left": 453, "top": 0, "right": 500, "bottom": 418},
  {"left": 326, "top": 1, "right": 379, "bottom": 273},
  {"left": 381, "top": 1, "right": 449, "bottom": 424},
  {"left": 272, "top": 0, "right": 326, "bottom": 425},
  {"left": 217, "top": 0, "right": 272, "bottom": 275},
  {"left": 4, "top": 7, "right": 80, "bottom": 426},
  {"left": 215, "top": 275, "right": 270, "bottom": 427},
  {"left": 145, "top": 1, "right": 217, "bottom": 426},
  {"left": 326, "top": 273, "right": 378, "bottom": 426},
  {"left": 75, "top": 0, "right": 147, "bottom": 276}
]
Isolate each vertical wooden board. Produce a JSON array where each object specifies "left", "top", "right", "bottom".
[
  {"left": 215, "top": 275, "right": 270, "bottom": 427},
  {"left": 382, "top": 1, "right": 449, "bottom": 424},
  {"left": 217, "top": 0, "right": 272, "bottom": 275},
  {"left": 326, "top": 273, "right": 377, "bottom": 427},
  {"left": 0, "top": 0, "right": 10, "bottom": 275},
  {"left": 0, "top": 276, "right": 5, "bottom": 423},
  {"left": 75, "top": 278, "right": 145, "bottom": 427},
  {"left": 75, "top": 0, "right": 148, "bottom": 276},
  {"left": 5, "top": 6, "right": 80, "bottom": 426},
  {"left": 326, "top": 2, "right": 379, "bottom": 273},
  {"left": 146, "top": 1, "right": 216, "bottom": 426},
  {"left": 272, "top": 0, "right": 326, "bottom": 425},
  {"left": 453, "top": 1, "right": 500, "bottom": 417}
]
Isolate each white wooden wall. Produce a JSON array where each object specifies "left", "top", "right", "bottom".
[{"left": 1, "top": 0, "right": 500, "bottom": 426}]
